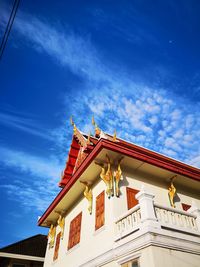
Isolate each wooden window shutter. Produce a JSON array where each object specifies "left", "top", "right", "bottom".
[
  {"left": 95, "top": 191, "right": 105, "bottom": 230},
  {"left": 126, "top": 187, "right": 139, "bottom": 210},
  {"left": 182, "top": 203, "right": 191, "bottom": 211},
  {"left": 53, "top": 232, "right": 61, "bottom": 261},
  {"left": 68, "top": 212, "right": 82, "bottom": 250}
]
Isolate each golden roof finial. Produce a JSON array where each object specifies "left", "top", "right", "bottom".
[
  {"left": 113, "top": 129, "right": 117, "bottom": 142},
  {"left": 87, "top": 131, "right": 91, "bottom": 145},
  {"left": 92, "top": 116, "right": 101, "bottom": 138},
  {"left": 70, "top": 115, "right": 76, "bottom": 133}
]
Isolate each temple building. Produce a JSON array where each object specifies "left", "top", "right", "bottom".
[{"left": 38, "top": 118, "right": 200, "bottom": 267}]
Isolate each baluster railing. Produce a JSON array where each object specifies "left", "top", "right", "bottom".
[
  {"left": 154, "top": 204, "right": 199, "bottom": 233},
  {"left": 115, "top": 205, "right": 141, "bottom": 241}
]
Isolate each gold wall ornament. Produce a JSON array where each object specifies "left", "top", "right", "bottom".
[
  {"left": 95, "top": 154, "right": 113, "bottom": 198},
  {"left": 80, "top": 180, "right": 93, "bottom": 214},
  {"left": 168, "top": 175, "right": 177, "bottom": 208},
  {"left": 48, "top": 224, "right": 56, "bottom": 248},
  {"left": 56, "top": 213, "right": 65, "bottom": 239},
  {"left": 114, "top": 157, "right": 124, "bottom": 197}
]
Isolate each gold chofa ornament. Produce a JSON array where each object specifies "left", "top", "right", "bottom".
[
  {"left": 95, "top": 154, "right": 113, "bottom": 198},
  {"left": 92, "top": 116, "right": 101, "bottom": 138},
  {"left": 48, "top": 224, "right": 56, "bottom": 248},
  {"left": 56, "top": 213, "right": 65, "bottom": 239},
  {"left": 80, "top": 181, "right": 93, "bottom": 214},
  {"left": 70, "top": 115, "right": 77, "bottom": 133},
  {"left": 114, "top": 157, "right": 124, "bottom": 197},
  {"left": 168, "top": 175, "right": 177, "bottom": 208}
]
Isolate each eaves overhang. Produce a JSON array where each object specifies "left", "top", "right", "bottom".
[{"left": 38, "top": 138, "right": 200, "bottom": 226}]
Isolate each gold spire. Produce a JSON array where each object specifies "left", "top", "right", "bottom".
[
  {"left": 92, "top": 116, "right": 101, "bottom": 138},
  {"left": 87, "top": 131, "right": 91, "bottom": 145},
  {"left": 70, "top": 116, "right": 77, "bottom": 133},
  {"left": 113, "top": 129, "right": 117, "bottom": 142}
]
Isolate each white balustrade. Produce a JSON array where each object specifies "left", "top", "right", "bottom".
[
  {"left": 154, "top": 204, "right": 199, "bottom": 234},
  {"left": 114, "top": 185, "right": 200, "bottom": 242},
  {"left": 115, "top": 205, "right": 141, "bottom": 241}
]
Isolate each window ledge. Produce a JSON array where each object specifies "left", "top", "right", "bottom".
[
  {"left": 93, "top": 225, "right": 106, "bottom": 236},
  {"left": 66, "top": 243, "right": 80, "bottom": 254}
]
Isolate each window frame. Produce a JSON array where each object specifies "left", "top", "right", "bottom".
[
  {"left": 67, "top": 212, "right": 82, "bottom": 250},
  {"left": 95, "top": 191, "right": 105, "bottom": 231},
  {"left": 53, "top": 231, "right": 61, "bottom": 261},
  {"left": 126, "top": 187, "right": 139, "bottom": 210}
]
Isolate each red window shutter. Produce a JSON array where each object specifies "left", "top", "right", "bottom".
[
  {"left": 126, "top": 187, "right": 139, "bottom": 210},
  {"left": 68, "top": 212, "right": 82, "bottom": 250},
  {"left": 95, "top": 191, "right": 105, "bottom": 230},
  {"left": 182, "top": 203, "right": 191, "bottom": 211},
  {"left": 53, "top": 232, "right": 61, "bottom": 261}
]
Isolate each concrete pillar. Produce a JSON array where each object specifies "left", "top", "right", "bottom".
[
  {"left": 136, "top": 184, "right": 160, "bottom": 229},
  {"left": 188, "top": 201, "right": 200, "bottom": 232}
]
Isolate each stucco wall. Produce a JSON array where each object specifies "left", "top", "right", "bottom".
[
  {"left": 151, "top": 246, "right": 200, "bottom": 267},
  {"left": 44, "top": 168, "right": 200, "bottom": 267},
  {"left": 44, "top": 180, "right": 115, "bottom": 267},
  {"left": 113, "top": 171, "right": 200, "bottom": 219}
]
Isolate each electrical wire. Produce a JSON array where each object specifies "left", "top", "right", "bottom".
[{"left": 0, "top": 0, "right": 20, "bottom": 60}]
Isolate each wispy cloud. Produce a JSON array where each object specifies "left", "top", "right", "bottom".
[
  {"left": 0, "top": 110, "right": 53, "bottom": 140},
  {"left": 0, "top": 147, "right": 62, "bottom": 211},
  {"left": 10, "top": 11, "right": 108, "bottom": 83},
  {"left": 1, "top": 7, "right": 159, "bottom": 86}
]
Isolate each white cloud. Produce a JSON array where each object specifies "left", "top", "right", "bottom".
[
  {"left": 65, "top": 86, "right": 200, "bottom": 167},
  {"left": 0, "top": 111, "right": 53, "bottom": 140},
  {"left": 0, "top": 147, "right": 62, "bottom": 211}
]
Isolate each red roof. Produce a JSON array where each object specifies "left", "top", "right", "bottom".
[
  {"left": 59, "top": 134, "right": 98, "bottom": 187},
  {"left": 38, "top": 135, "right": 200, "bottom": 226}
]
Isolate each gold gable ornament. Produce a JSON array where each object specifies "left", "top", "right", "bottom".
[
  {"left": 168, "top": 175, "right": 177, "bottom": 208},
  {"left": 47, "top": 224, "right": 56, "bottom": 248},
  {"left": 55, "top": 210, "right": 65, "bottom": 239},
  {"left": 95, "top": 154, "right": 113, "bottom": 198},
  {"left": 80, "top": 180, "right": 93, "bottom": 214},
  {"left": 114, "top": 157, "right": 124, "bottom": 197}
]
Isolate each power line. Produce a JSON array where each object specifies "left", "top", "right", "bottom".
[{"left": 0, "top": 0, "right": 20, "bottom": 60}]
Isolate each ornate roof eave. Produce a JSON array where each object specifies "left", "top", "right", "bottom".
[{"left": 38, "top": 137, "right": 200, "bottom": 227}]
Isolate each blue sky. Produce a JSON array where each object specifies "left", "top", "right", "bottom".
[{"left": 0, "top": 0, "right": 200, "bottom": 247}]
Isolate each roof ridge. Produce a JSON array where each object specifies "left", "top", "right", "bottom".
[{"left": 0, "top": 234, "right": 46, "bottom": 251}]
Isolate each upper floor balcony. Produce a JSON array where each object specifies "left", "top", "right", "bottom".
[{"left": 114, "top": 185, "right": 200, "bottom": 244}]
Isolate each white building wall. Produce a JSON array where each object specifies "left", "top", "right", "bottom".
[
  {"left": 44, "top": 169, "right": 200, "bottom": 267},
  {"left": 44, "top": 180, "right": 116, "bottom": 267}
]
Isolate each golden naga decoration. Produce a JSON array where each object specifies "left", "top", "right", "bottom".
[
  {"left": 168, "top": 175, "right": 177, "bottom": 208},
  {"left": 95, "top": 154, "right": 113, "bottom": 198},
  {"left": 80, "top": 180, "right": 93, "bottom": 214},
  {"left": 87, "top": 131, "right": 91, "bottom": 145},
  {"left": 112, "top": 129, "right": 117, "bottom": 142},
  {"left": 92, "top": 116, "right": 101, "bottom": 138},
  {"left": 48, "top": 224, "right": 56, "bottom": 248},
  {"left": 70, "top": 115, "right": 77, "bottom": 133},
  {"left": 56, "top": 212, "right": 65, "bottom": 239},
  {"left": 114, "top": 157, "right": 124, "bottom": 197},
  {"left": 70, "top": 116, "right": 89, "bottom": 150}
]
